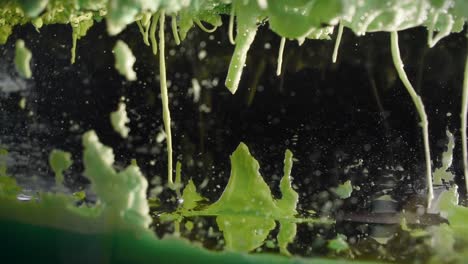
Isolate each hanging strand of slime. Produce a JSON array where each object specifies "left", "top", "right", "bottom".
[
  {"left": 171, "top": 15, "right": 181, "bottom": 45},
  {"left": 194, "top": 19, "right": 218, "bottom": 33},
  {"left": 152, "top": 10, "right": 174, "bottom": 186},
  {"left": 461, "top": 37, "right": 468, "bottom": 195},
  {"left": 276, "top": 37, "right": 286, "bottom": 76},
  {"left": 150, "top": 12, "right": 159, "bottom": 55},
  {"left": 390, "top": 31, "right": 433, "bottom": 208},
  {"left": 228, "top": 6, "right": 235, "bottom": 45},
  {"left": 332, "top": 22, "right": 344, "bottom": 63},
  {"left": 136, "top": 20, "right": 150, "bottom": 46}
]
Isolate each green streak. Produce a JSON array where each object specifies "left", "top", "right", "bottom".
[
  {"left": 332, "top": 22, "right": 344, "bottom": 63},
  {"left": 276, "top": 37, "right": 286, "bottom": 76},
  {"left": 150, "top": 13, "right": 159, "bottom": 55},
  {"left": 194, "top": 19, "right": 218, "bottom": 33},
  {"left": 71, "top": 32, "right": 77, "bottom": 64},
  {"left": 225, "top": 25, "right": 257, "bottom": 94},
  {"left": 158, "top": 11, "right": 174, "bottom": 186},
  {"left": 390, "top": 31, "right": 433, "bottom": 208},
  {"left": 174, "top": 161, "right": 182, "bottom": 197},
  {"left": 136, "top": 20, "right": 150, "bottom": 46},
  {"left": 427, "top": 12, "right": 454, "bottom": 48},
  {"left": 14, "top": 39, "right": 32, "bottom": 78},
  {"left": 171, "top": 15, "right": 181, "bottom": 45},
  {"left": 461, "top": 39, "right": 468, "bottom": 195},
  {"left": 228, "top": 6, "right": 235, "bottom": 45}
]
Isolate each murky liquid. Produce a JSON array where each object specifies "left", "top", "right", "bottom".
[{"left": 0, "top": 21, "right": 467, "bottom": 262}]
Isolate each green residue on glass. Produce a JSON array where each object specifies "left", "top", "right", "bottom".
[
  {"left": 113, "top": 40, "right": 137, "bottom": 81},
  {"left": 276, "top": 149, "right": 299, "bottom": 255},
  {"left": 73, "top": 190, "right": 86, "bottom": 201},
  {"left": 185, "top": 220, "right": 194, "bottom": 232},
  {"left": 14, "top": 39, "right": 32, "bottom": 79},
  {"left": 82, "top": 130, "right": 151, "bottom": 229},
  {"left": 428, "top": 223, "right": 457, "bottom": 262},
  {"left": 434, "top": 129, "right": 455, "bottom": 185},
  {"left": 70, "top": 12, "right": 94, "bottom": 64},
  {"left": 328, "top": 234, "right": 349, "bottom": 253},
  {"left": 0, "top": 148, "right": 8, "bottom": 177},
  {"left": 460, "top": 39, "right": 468, "bottom": 195},
  {"left": 110, "top": 102, "right": 130, "bottom": 138},
  {"left": 49, "top": 149, "right": 73, "bottom": 186},
  {"left": 0, "top": 148, "right": 21, "bottom": 198},
  {"left": 332, "top": 180, "right": 353, "bottom": 199},
  {"left": 18, "top": 97, "right": 26, "bottom": 109},
  {"left": 400, "top": 217, "right": 428, "bottom": 238},
  {"left": 17, "top": 0, "right": 49, "bottom": 17},
  {"left": 0, "top": 176, "right": 21, "bottom": 198}
]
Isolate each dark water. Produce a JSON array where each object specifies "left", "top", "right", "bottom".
[{"left": 0, "top": 19, "right": 467, "bottom": 261}]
